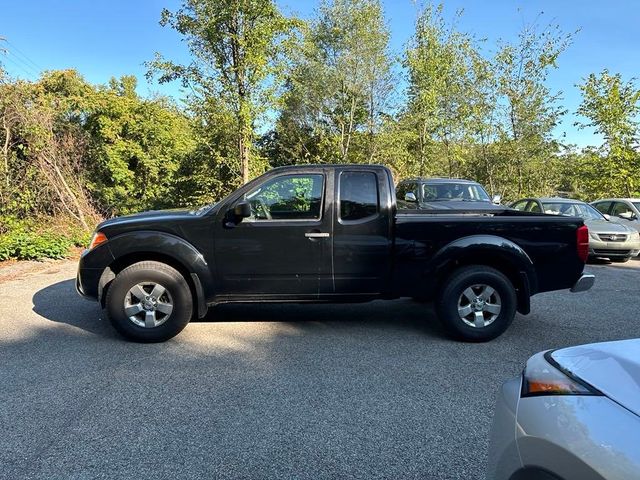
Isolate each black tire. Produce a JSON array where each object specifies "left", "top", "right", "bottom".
[
  {"left": 105, "top": 261, "right": 193, "bottom": 342},
  {"left": 436, "top": 265, "right": 517, "bottom": 342}
]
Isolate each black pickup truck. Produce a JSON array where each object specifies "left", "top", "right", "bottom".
[{"left": 77, "top": 164, "right": 594, "bottom": 343}]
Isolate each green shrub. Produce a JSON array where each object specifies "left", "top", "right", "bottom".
[
  {"left": 0, "top": 230, "right": 73, "bottom": 261},
  {"left": 66, "top": 224, "right": 92, "bottom": 248}
]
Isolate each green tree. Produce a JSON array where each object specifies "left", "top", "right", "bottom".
[
  {"left": 402, "top": 4, "right": 476, "bottom": 178},
  {"left": 576, "top": 70, "right": 640, "bottom": 197},
  {"left": 85, "top": 76, "right": 196, "bottom": 215},
  {"left": 492, "top": 17, "right": 574, "bottom": 198},
  {"left": 148, "top": 0, "right": 296, "bottom": 184},
  {"left": 269, "top": 0, "right": 395, "bottom": 165},
  {"left": 0, "top": 70, "right": 96, "bottom": 227}
]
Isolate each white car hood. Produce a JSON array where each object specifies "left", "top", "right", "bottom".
[{"left": 551, "top": 339, "right": 640, "bottom": 417}]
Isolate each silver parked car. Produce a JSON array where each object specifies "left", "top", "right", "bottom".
[
  {"left": 592, "top": 198, "right": 640, "bottom": 232},
  {"left": 487, "top": 339, "right": 640, "bottom": 480},
  {"left": 511, "top": 197, "right": 640, "bottom": 262}
]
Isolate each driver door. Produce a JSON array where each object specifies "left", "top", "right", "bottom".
[{"left": 213, "top": 170, "right": 332, "bottom": 298}]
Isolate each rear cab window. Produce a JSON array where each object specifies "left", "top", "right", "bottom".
[{"left": 339, "top": 171, "right": 379, "bottom": 222}]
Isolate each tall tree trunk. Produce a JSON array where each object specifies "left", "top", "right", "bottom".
[
  {"left": 342, "top": 94, "right": 356, "bottom": 162},
  {"left": 231, "top": 9, "right": 250, "bottom": 185},
  {"left": 239, "top": 130, "right": 250, "bottom": 184},
  {"left": 2, "top": 116, "right": 9, "bottom": 189}
]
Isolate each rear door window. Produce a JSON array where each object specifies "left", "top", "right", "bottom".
[
  {"left": 611, "top": 202, "right": 633, "bottom": 217},
  {"left": 593, "top": 201, "right": 611, "bottom": 215},
  {"left": 526, "top": 201, "right": 541, "bottom": 213},
  {"left": 339, "top": 171, "right": 379, "bottom": 222},
  {"left": 511, "top": 200, "right": 529, "bottom": 211}
]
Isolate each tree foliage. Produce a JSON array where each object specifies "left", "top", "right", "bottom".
[
  {"left": 148, "top": 0, "right": 297, "bottom": 185},
  {"left": 266, "top": 0, "right": 395, "bottom": 165},
  {"left": 574, "top": 70, "right": 640, "bottom": 198}
]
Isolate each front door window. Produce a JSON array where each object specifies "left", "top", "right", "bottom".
[{"left": 244, "top": 174, "right": 324, "bottom": 221}]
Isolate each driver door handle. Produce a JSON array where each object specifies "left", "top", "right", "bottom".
[{"left": 305, "top": 232, "right": 330, "bottom": 239}]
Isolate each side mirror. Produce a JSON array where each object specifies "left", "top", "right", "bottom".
[
  {"left": 603, "top": 214, "right": 611, "bottom": 221},
  {"left": 404, "top": 192, "right": 417, "bottom": 203},
  {"left": 492, "top": 194, "right": 502, "bottom": 205},
  {"left": 233, "top": 200, "right": 252, "bottom": 219}
]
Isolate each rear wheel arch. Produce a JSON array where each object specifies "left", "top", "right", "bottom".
[
  {"left": 447, "top": 252, "right": 532, "bottom": 315},
  {"left": 436, "top": 264, "right": 518, "bottom": 341},
  {"left": 429, "top": 237, "right": 536, "bottom": 314}
]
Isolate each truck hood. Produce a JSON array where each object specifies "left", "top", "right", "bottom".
[
  {"left": 98, "top": 208, "right": 199, "bottom": 230},
  {"left": 584, "top": 218, "right": 633, "bottom": 234},
  {"left": 551, "top": 339, "right": 640, "bottom": 417}
]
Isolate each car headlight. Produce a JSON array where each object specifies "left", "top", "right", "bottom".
[
  {"left": 521, "top": 351, "right": 602, "bottom": 397},
  {"left": 87, "top": 231, "right": 108, "bottom": 250},
  {"left": 630, "top": 231, "right": 640, "bottom": 241},
  {"left": 589, "top": 232, "right": 600, "bottom": 240}
]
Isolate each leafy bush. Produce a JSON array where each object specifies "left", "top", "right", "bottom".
[
  {"left": 0, "top": 230, "right": 73, "bottom": 261},
  {"left": 0, "top": 215, "right": 90, "bottom": 261}
]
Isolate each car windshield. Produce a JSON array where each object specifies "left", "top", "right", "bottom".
[
  {"left": 633, "top": 202, "right": 640, "bottom": 212},
  {"left": 422, "top": 182, "right": 491, "bottom": 202},
  {"left": 541, "top": 202, "right": 605, "bottom": 220},
  {"left": 190, "top": 203, "right": 217, "bottom": 215}
]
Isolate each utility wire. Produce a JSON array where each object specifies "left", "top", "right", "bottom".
[
  {"left": 4, "top": 39, "right": 43, "bottom": 72},
  {"left": 0, "top": 51, "right": 38, "bottom": 79},
  {"left": 5, "top": 51, "right": 39, "bottom": 77}
]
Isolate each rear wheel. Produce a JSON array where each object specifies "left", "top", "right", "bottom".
[
  {"left": 105, "top": 261, "right": 193, "bottom": 342},
  {"left": 436, "top": 265, "right": 517, "bottom": 342}
]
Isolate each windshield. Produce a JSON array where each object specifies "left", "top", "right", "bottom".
[
  {"left": 422, "top": 182, "right": 491, "bottom": 202},
  {"left": 541, "top": 202, "right": 605, "bottom": 220},
  {"left": 190, "top": 203, "right": 217, "bottom": 215},
  {"left": 633, "top": 202, "right": 640, "bottom": 212}
]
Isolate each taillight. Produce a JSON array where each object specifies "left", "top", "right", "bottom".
[{"left": 576, "top": 225, "right": 589, "bottom": 262}]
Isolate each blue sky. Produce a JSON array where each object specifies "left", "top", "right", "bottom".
[{"left": 1, "top": 0, "right": 638, "bottom": 147}]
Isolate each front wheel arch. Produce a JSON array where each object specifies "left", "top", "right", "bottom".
[{"left": 100, "top": 252, "right": 207, "bottom": 318}]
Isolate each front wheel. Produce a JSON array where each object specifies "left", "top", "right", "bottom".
[
  {"left": 436, "top": 266, "right": 517, "bottom": 342},
  {"left": 105, "top": 261, "right": 193, "bottom": 342}
]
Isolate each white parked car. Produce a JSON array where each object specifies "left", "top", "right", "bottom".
[
  {"left": 511, "top": 197, "right": 640, "bottom": 262},
  {"left": 487, "top": 339, "right": 640, "bottom": 479},
  {"left": 592, "top": 198, "right": 640, "bottom": 233}
]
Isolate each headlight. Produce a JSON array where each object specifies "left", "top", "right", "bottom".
[
  {"left": 589, "top": 232, "right": 600, "bottom": 240},
  {"left": 521, "top": 351, "right": 602, "bottom": 397},
  {"left": 87, "top": 231, "right": 108, "bottom": 250},
  {"left": 630, "top": 231, "right": 640, "bottom": 241}
]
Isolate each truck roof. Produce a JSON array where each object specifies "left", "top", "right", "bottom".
[
  {"left": 398, "top": 177, "right": 481, "bottom": 185},
  {"left": 269, "top": 164, "right": 388, "bottom": 172}
]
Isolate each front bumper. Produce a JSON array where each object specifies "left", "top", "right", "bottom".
[
  {"left": 487, "top": 376, "right": 640, "bottom": 480},
  {"left": 570, "top": 273, "right": 595, "bottom": 293},
  {"left": 589, "top": 236, "right": 640, "bottom": 258},
  {"left": 76, "top": 244, "right": 114, "bottom": 301}
]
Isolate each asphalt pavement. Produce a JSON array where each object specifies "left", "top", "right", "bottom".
[{"left": 1, "top": 259, "right": 639, "bottom": 480}]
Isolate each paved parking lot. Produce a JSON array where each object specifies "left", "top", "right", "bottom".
[{"left": 1, "top": 259, "right": 639, "bottom": 480}]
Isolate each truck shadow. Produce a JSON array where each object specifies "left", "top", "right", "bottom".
[{"left": 32, "top": 279, "right": 447, "bottom": 340}]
